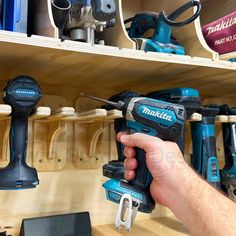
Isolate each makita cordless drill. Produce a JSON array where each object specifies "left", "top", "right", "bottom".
[{"left": 81, "top": 93, "right": 185, "bottom": 230}]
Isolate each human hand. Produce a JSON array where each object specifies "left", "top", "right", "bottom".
[{"left": 117, "top": 132, "right": 187, "bottom": 206}]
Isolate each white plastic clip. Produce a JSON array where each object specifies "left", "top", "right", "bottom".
[{"left": 115, "top": 193, "right": 140, "bottom": 231}]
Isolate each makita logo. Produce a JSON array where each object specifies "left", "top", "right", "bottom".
[
  {"left": 142, "top": 107, "right": 172, "bottom": 122},
  {"left": 207, "top": 17, "right": 236, "bottom": 35}
]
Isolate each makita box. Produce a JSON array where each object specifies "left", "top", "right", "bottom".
[{"left": 202, "top": 11, "right": 236, "bottom": 55}]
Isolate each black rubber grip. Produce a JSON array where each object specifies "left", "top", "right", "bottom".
[
  {"left": 129, "top": 148, "right": 152, "bottom": 189},
  {"left": 10, "top": 111, "right": 28, "bottom": 164}
]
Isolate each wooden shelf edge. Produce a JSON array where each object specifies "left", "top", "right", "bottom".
[
  {"left": 93, "top": 216, "right": 189, "bottom": 236},
  {"left": 220, "top": 51, "right": 236, "bottom": 60},
  {"left": 0, "top": 31, "right": 235, "bottom": 72}
]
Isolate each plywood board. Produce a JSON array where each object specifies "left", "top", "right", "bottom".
[
  {"left": 0, "top": 170, "right": 173, "bottom": 236},
  {"left": 0, "top": 31, "right": 234, "bottom": 101}
]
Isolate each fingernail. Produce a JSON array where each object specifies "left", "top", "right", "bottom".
[{"left": 120, "top": 135, "right": 129, "bottom": 143}]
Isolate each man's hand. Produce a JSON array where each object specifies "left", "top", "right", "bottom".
[
  {"left": 117, "top": 132, "right": 236, "bottom": 236},
  {"left": 117, "top": 132, "right": 186, "bottom": 205}
]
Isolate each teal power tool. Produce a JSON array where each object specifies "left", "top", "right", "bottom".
[
  {"left": 190, "top": 105, "right": 221, "bottom": 187},
  {"left": 146, "top": 88, "right": 201, "bottom": 153},
  {"left": 102, "top": 91, "right": 140, "bottom": 180},
  {"left": 124, "top": 1, "right": 201, "bottom": 55},
  {"left": 81, "top": 93, "right": 185, "bottom": 230},
  {"left": 219, "top": 105, "right": 236, "bottom": 201},
  {"left": 0, "top": 76, "right": 41, "bottom": 189}
]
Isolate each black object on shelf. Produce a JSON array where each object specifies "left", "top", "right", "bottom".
[{"left": 19, "top": 212, "right": 92, "bottom": 236}]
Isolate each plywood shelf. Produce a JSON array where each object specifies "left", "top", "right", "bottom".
[
  {"left": 93, "top": 216, "right": 189, "bottom": 236},
  {"left": 0, "top": 31, "right": 235, "bottom": 100}
]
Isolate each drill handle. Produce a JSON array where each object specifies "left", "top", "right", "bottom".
[
  {"left": 9, "top": 111, "right": 29, "bottom": 164},
  {"left": 129, "top": 148, "right": 152, "bottom": 189},
  {"left": 114, "top": 119, "right": 128, "bottom": 162},
  {"left": 176, "top": 126, "right": 185, "bottom": 154},
  {"left": 222, "top": 123, "right": 236, "bottom": 169}
]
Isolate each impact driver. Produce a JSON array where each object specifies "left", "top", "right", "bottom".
[
  {"left": 81, "top": 93, "right": 185, "bottom": 230},
  {"left": 0, "top": 75, "right": 42, "bottom": 189},
  {"left": 219, "top": 105, "right": 236, "bottom": 201}
]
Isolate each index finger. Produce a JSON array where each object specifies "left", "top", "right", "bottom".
[{"left": 118, "top": 132, "right": 164, "bottom": 152}]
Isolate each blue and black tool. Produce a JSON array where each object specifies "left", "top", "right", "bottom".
[
  {"left": 190, "top": 105, "right": 221, "bottom": 187},
  {"left": 102, "top": 91, "right": 140, "bottom": 180},
  {"left": 0, "top": 1, "right": 3, "bottom": 30},
  {"left": 2, "top": 0, "right": 28, "bottom": 33},
  {"left": 146, "top": 88, "right": 201, "bottom": 153},
  {"left": 124, "top": 1, "right": 201, "bottom": 55},
  {"left": 219, "top": 105, "right": 236, "bottom": 200},
  {"left": 81, "top": 93, "right": 186, "bottom": 213},
  {"left": 0, "top": 75, "right": 41, "bottom": 189}
]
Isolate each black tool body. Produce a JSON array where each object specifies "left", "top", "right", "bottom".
[
  {"left": 219, "top": 105, "right": 236, "bottom": 196},
  {"left": 0, "top": 76, "right": 41, "bottom": 189}
]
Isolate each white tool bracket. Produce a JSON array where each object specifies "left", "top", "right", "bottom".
[{"left": 115, "top": 193, "right": 140, "bottom": 231}]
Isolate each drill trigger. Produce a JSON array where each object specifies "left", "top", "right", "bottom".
[{"left": 115, "top": 193, "right": 140, "bottom": 231}]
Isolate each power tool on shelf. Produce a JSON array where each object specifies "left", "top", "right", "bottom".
[
  {"left": 102, "top": 91, "right": 140, "bottom": 180},
  {"left": 0, "top": 75, "right": 41, "bottom": 189},
  {"left": 219, "top": 105, "right": 236, "bottom": 201},
  {"left": 51, "top": 0, "right": 116, "bottom": 44},
  {"left": 81, "top": 92, "right": 185, "bottom": 230},
  {"left": 146, "top": 88, "right": 201, "bottom": 153},
  {"left": 1, "top": 0, "right": 28, "bottom": 33},
  {"left": 124, "top": 1, "right": 201, "bottom": 55},
  {"left": 190, "top": 105, "right": 221, "bottom": 187}
]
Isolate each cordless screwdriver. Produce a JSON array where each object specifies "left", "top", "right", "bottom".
[
  {"left": 190, "top": 105, "right": 221, "bottom": 187},
  {"left": 101, "top": 91, "right": 140, "bottom": 180},
  {"left": 0, "top": 75, "right": 42, "bottom": 189},
  {"left": 81, "top": 93, "right": 186, "bottom": 230}
]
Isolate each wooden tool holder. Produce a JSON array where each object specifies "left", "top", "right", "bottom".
[
  {"left": 0, "top": 0, "right": 235, "bottom": 235},
  {"left": 0, "top": 98, "right": 227, "bottom": 172}
]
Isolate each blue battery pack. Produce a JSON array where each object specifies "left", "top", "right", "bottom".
[{"left": 0, "top": 0, "right": 3, "bottom": 30}]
